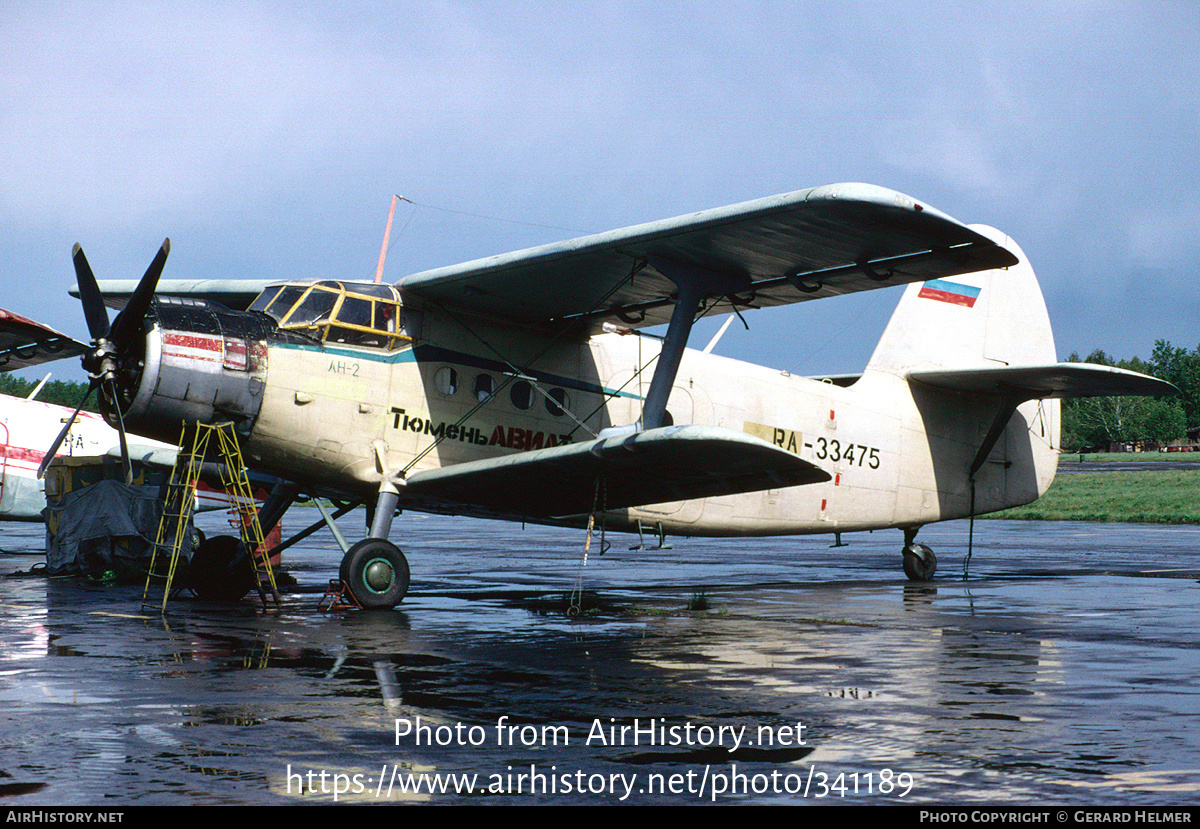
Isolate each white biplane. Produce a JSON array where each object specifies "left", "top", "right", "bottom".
[{"left": 8, "top": 182, "right": 1175, "bottom": 606}]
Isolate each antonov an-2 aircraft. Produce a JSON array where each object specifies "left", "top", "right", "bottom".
[{"left": 13, "top": 182, "right": 1176, "bottom": 608}]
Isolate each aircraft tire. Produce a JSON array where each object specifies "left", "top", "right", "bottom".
[
  {"left": 188, "top": 535, "right": 256, "bottom": 601},
  {"left": 902, "top": 544, "right": 937, "bottom": 582},
  {"left": 341, "top": 539, "right": 410, "bottom": 609}
]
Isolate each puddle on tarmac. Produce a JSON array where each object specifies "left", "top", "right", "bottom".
[{"left": 1, "top": 510, "right": 1199, "bottom": 804}]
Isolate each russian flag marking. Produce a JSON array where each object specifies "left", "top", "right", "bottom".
[{"left": 918, "top": 279, "right": 981, "bottom": 308}]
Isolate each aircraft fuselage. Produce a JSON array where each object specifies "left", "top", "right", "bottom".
[{"left": 118, "top": 288, "right": 1059, "bottom": 538}]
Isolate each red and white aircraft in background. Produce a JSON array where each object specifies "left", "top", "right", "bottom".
[
  {"left": 0, "top": 309, "right": 244, "bottom": 522},
  {"left": 0, "top": 386, "right": 162, "bottom": 521}
]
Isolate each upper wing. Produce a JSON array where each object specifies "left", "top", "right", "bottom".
[
  {"left": 0, "top": 308, "right": 88, "bottom": 371},
  {"left": 908, "top": 363, "right": 1179, "bottom": 400},
  {"left": 71, "top": 184, "right": 1016, "bottom": 330},
  {"left": 404, "top": 424, "right": 830, "bottom": 519},
  {"left": 69, "top": 279, "right": 278, "bottom": 313},
  {"left": 398, "top": 183, "right": 1019, "bottom": 330}
]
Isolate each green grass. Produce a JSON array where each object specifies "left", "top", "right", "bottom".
[
  {"left": 1064, "top": 451, "right": 1196, "bottom": 463},
  {"left": 990, "top": 469, "right": 1200, "bottom": 523}
]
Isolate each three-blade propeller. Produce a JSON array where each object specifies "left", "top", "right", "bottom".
[{"left": 37, "top": 240, "right": 171, "bottom": 483}]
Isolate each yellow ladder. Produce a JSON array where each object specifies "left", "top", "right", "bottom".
[{"left": 142, "top": 421, "right": 280, "bottom": 612}]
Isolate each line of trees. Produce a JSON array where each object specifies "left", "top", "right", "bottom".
[
  {"left": 1062, "top": 340, "right": 1200, "bottom": 451},
  {"left": 0, "top": 374, "right": 98, "bottom": 411}
]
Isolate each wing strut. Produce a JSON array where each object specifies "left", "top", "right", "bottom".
[{"left": 639, "top": 256, "right": 748, "bottom": 430}]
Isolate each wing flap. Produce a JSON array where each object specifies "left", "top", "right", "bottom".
[
  {"left": 908, "top": 363, "right": 1178, "bottom": 399},
  {"left": 398, "top": 183, "right": 1018, "bottom": 330},
  {"left": 404, "top": 424, "right": 830, "bottom": 518},
  {"left": 0, "top": 308, "right": 88, "bottom": 371}
]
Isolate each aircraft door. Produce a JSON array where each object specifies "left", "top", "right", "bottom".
[
  {"left": 653, "top": 386, "right": 707, "bottom": 524},
  {"left": 596, "top": 335, "right": 706, "bottom": 524}
]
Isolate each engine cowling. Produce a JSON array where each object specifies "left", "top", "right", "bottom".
[{"left": 116, "top": 297, "right": 275, "bottom": 445}]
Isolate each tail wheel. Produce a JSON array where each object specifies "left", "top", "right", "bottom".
[
  {"left": 340, "top": 539, "right": 410, "bottom": 609},
  {"left": 902, "top": 543, "right": 937, "bottom": 582}
]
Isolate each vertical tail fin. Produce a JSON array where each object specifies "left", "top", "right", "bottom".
[{"left": 865, "top": 225, "right": 1056, "bottom": 375}]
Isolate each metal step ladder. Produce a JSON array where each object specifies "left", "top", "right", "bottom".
[{"left": 142, "top": 421, "right": 280, "bottom": 612}]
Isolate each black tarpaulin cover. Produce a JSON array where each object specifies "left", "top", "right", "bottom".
[{"left": 42, "top": 479, "right": 181, "bottom": 578}]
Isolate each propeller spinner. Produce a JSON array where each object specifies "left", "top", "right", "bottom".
[{"left": 38, "top": 240, "right": 171, "bottom": 482}]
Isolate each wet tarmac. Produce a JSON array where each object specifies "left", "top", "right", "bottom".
[{"left": 2, "top": 508, "right": 1199, "bottom": 806}]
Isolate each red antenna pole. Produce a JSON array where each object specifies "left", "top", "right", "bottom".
[{"left": 374, "top": 194, "right": 401, "bottom": 283}]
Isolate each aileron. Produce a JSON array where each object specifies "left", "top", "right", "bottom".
[{"left": 0, "top": 309, "right": 88, "bottom": 371}]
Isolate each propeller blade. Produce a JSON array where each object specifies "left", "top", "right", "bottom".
[
  {"left": 109, "top": 238, "right": 170, "bottom": 352},
  {"left": 72, "top": 244, "right": 111, "bottom": 342},
  {"left": 103, "top": 377, "right": 134, "bottom": 484},
  {"left": 37, "top": 382, "right": 96, "bottom": 478}
]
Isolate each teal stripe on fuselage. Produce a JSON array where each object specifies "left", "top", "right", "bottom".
[{"left": 270, "top": 340, "right": 643, "bottom": 400}]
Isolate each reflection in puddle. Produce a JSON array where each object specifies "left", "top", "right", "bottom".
[{"left": 1, "top": 516, "right": 1199, "bottom": 803}]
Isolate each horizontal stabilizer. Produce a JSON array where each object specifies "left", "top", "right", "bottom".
[
  {"left": 0, "top": 308, "right": 88, "bottom": 371},
  {"left": 908, "top": 363, "right": 1178, "bottom": 401},
  {"left": 405, "top": 424, "right": 831, "bottom": 518}
]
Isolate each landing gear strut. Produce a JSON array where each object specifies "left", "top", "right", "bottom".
[{"left": 901, "top": 527, "right": 937, "bottom": 582}]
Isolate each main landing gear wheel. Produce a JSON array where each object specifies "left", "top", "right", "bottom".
[
  {"left": 188, "top": 535, "right": 256, "bottom": 601},
  {"left": 340, "top": 539, "right": 410, "bottom": 609},
  {"left": 902, "top": 543, "right": 937, "bottom": 582}
]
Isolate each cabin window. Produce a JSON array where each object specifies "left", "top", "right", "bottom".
[
  {"left": 434, "top": 366, "right": 458, "bottom": 396},
  {"left": 546, "top": 388, "right": 569, "bottom": 417},
  {"left": 510, "top": 380, "right": 534, "bottom": 411},
  {"left": 473, "top": 374, "right": 494, "bottom": 402}
]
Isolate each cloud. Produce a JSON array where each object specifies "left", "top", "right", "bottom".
[
  {"left": 1126, "top": 206, "right": 1200, "bottom": 272},
  {"left": 1, "top": 0, "right": 1198, "bottom": 379}
]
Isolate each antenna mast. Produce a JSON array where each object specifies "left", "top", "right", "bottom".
[{"left": 374, "top": 194, "right": 405, "bottom": 283}]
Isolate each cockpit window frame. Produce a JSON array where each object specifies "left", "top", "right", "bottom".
[{"left": 249, "top": 281, "right": 418, "bottom": 350}]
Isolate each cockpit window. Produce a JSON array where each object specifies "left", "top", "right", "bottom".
[
  {"left": 248, "top": 286, "right": 283, "bottom": 315},
  {"left": 248, "top": 281, "right": 418, "bottom": 350},
  {"left": 250, "top": 285, "right": 306, "bottom": 321},
  {"left": 284, "top": 286, "right": 339, "bottom": 327}
]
